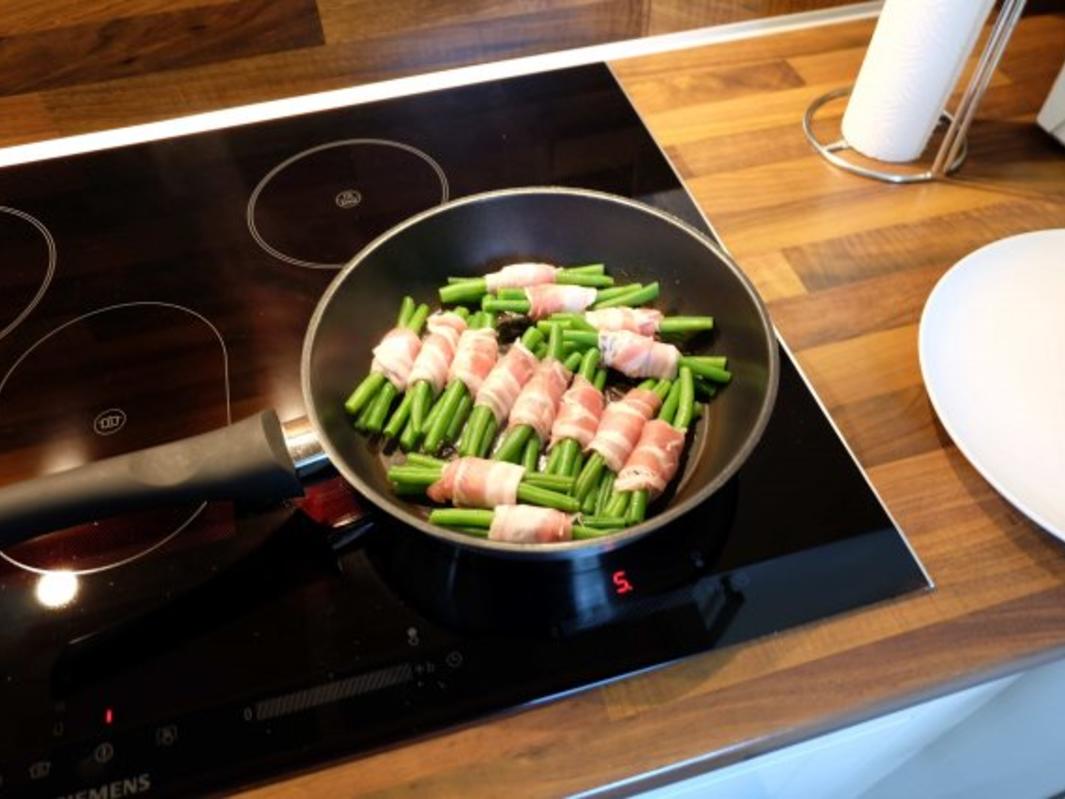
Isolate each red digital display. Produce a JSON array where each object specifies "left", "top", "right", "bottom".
[
  {"left": 104, "top": 708, "right": 114, "bottom": 725},
  {"left": 612, "top": 570, "right": 633, "bottom": 595}
]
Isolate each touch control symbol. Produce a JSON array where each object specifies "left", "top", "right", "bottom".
[
  {"left": 94, "top": 742, "right": 114, "bottom": 764},
  {"left": 29, "top": 761, "right": 50, "bottom": 780},
  {"left": 406, "top": 627, "right": 420, "bottom": 647},
  {"left": 155, "top": 725, "right": 178, "bottom": 747},
  {"left": 335, "top": 189, "right": 362, "bottom": 209},
  {"left": 93, "top": 408, "right": 127, "bottom": 436},
  {"left": 445, "top": 651, "right": 463, "bottom": 669}
]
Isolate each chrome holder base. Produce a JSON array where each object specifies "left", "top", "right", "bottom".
[
  {"left": 802, "top": 87, "right": 966, "bottom": 184},
  {"left": 803, "top": 0, "right": 1026, "bottom": 184}
]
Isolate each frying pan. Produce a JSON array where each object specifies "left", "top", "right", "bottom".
[{"left": 0, "top": 187, "right": 778, "bottom": 559}]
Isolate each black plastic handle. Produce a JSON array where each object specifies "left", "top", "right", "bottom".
[{"left": 0, "top": 410, "right": 304, "bottom": 548}]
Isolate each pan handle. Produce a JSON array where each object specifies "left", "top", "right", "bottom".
[{"left": 0, "top": 410, "right": 304, "bottom": 549}]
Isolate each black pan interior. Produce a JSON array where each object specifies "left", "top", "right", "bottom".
[{"left": 304, "top": 188, "right": 776, "bottom": 552}]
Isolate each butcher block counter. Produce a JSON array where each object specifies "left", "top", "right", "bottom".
[{"left": 225, "top": 12, "right": 1065, "bottom": 796}]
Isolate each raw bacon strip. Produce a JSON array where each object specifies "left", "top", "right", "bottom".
[
  {"left": 370, "top": 327, "right": 421, "bottom": 391},
  {"left": 599, "top": 330, "right": 680, "bottom": 380},
  {"left": 449, "top": 328, "right": 499, "bottom": 395},
  {"left": 407, "top": 312, "right": 467, "bottom": 393},
  {"left": 427, "top": 458, "right": 524, "bottom": 507},
  {"left": 484, "top": 262, "right": 558, "bottom": 292},
  {"left": 585, "top": 307, "right": 663, "bottom": 336},
  {"left": 475, "top": 342, "right": 539, "bottom": 424},
  {"left": 549, "top": 375, "right": 604, "bottom": 449},
  {"left": 489, "top": 505, "right": 572, "bottom": 544},
  {"left": 587, "top": 387, "right": 661, "bottom": 473},
  {"left": 508, "top": 358, "right": 572, "bottom": 442},
  {"left": 524, "top": 285, "right": 597, "bottom": 320},
  {"left": 615, "top": 420, "right": 686, "bottom": 497}
]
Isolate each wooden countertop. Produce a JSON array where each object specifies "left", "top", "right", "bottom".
[{"left": 246, "top": 12, "right": 1063, "bottom": 797}]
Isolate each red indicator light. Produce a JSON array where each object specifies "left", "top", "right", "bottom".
[
  {"left": 612, "top": 570, "right": 633, "bottom": 595},
  {"left": 104, "top": 708, "right": 114, "bottom": 725}
]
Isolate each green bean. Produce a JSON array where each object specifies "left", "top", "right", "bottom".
[
  {"left": 439, "top": 278, "right": 488, "bottom": 305},
  {"left": 423, "top": 380, "right": 465, "bottom": 454},
  {"left": 386, "top": 466, "right": 443, "bottom": 486},
  {"left": 397, "top": 296, "right": 415, "bottom": 327},
  {"left": 522, "top": 435, "right": 540, "bottom": 472},
  {"left": 594, "top": 471, "right": 615, "bottom": 515},
  {"left": 410, "top": 381, "right": 433, "bottom": 434},
  {"left": 658, "top": 316, "right": 714, "bottom": 335},
  {"left": 344, "top": 372, "right": 385, "bottom": 416},
  {"left": 406, "top": 303, "right": 430, "bottom": 334},
  {"left": 460, "top": 406, "right": 490, "bottom": 456},
  {"left": 604, "top": 490, "right": 631, "bottom": 518},
  {"left": 563, "top": 351, "right": 582, "bottom": 371},
  {"left": 627, "top": 489, "right": 648, "bottom": 525},
  {"left": 446, "top": 391, "right": 474, "bottom": 444},
  {"left": 523, "top": 472, "right": 574, "bottom": 491},
  {"left": 520, "top": 325, "right": 545, "bottom": 351},
  {"left": 476, "top": 415, "right": 498, "bottom": 458},
  {"left": 574, "top": 452, "right": 606, "bottom": 504},
  {"left": 545, "top": 444, "right": 565, "bottom": 475},
  {"left": 481, "top": 297, "right": 530, "bottom": 314},
  {"left": 580, "top": 515, "right": 628, "bottom": 529},
  {"left": 592, "top": 281, "right": 660, "bottom": 310},
  {"left": 593, "top": 368, "right": 607, "bottom": 391},
  {"left": 569, "top": 450, "right": 585, "bottom": 479},
  {"left": 577, "top": 349, "right": 601, "bottom": 380},
  {"left": 562, "top": 330, "right": 599, "bottom": 348},
  {"left": 494, "top": 424, "right": 533, "bottom": 463},
  {"left": 546, "top": 322, "right": 564, "bottom": 361},
  {"left": 354, "top": 389, "right": 377, "bottom": 431},
  {"left": 405, "top": 453, "right": 447, "bottom": 469},
  {"left": 557, "top": 438, "right": 579, "bottom": 477},
  {"left": 658, "top": 380, "right": 682, "bottom": 425},
  {"left": 399, "top": 417, "right": 418, "bottom": 451},
  {"left": 516, "top": 483, "right": 580, "bottom": 512},
  {"left": 679, "top": 356, "right": 731, "bottom": 383},
  {"left": 365, "top": 382, "right": 398, "bottom": 433},
  {"left": 429, "top": 508, "right": 494, "bottom": 528},
  {"left": 564, "top": 263, "right": 605, "bottom": 275},
  {"left": 674, "top": 366, "right": 695, "bottom": 431},
  {"left": 383, "top": 391, "right": 413, "bottom": 439},
  {"left": 556, "top": 272, "right": 614, "bottom": 288}
]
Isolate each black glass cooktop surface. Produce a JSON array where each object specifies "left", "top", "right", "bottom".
[{"left": 0, "top": 63, "right": 929, "bottom": 797}]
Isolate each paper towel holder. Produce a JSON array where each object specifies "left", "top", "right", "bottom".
[{"left": 802, "top": 0, "right": 1026, "bottom": 184}]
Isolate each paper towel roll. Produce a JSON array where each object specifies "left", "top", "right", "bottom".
[{"left": 842, "top": 0, "right": 995, "bottom": 163}]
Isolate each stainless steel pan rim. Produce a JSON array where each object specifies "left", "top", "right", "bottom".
[{"left": 301, "top": 186, "right": 779, "bottom": 560}]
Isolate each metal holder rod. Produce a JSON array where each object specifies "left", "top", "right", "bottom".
[{"left": 803, "top": 0, "right": 1027, "bottom": 184}]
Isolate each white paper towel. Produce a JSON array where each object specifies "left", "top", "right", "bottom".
[{"left": 842, "top": 0, "right": 995, "bottom": 163}]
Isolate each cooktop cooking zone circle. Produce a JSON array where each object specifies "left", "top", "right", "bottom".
[
  {"left": 0, "top": 302, "right": 232, "bottom": 575},
  {"left": 0, "top": 206, "right": 57, "bottom": 343},
  {"left": 246, "top": 139, "right": 449, "bottom": 270}
]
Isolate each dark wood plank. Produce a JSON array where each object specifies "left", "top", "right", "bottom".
[{"left": 0, "top": 0, "right": 324, "bottom": 96}]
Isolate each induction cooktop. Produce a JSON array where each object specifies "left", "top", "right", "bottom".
[{"left": 0, "top": 63, "right": 930, "bottom": 797}]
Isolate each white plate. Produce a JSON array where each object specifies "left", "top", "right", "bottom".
[{"left": 919, "top": 229, "right": 1065, "bottom": 538}]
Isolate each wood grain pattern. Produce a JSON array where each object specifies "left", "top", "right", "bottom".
[
  {"left": 239, "top": 12, "right": 1065, "bottom": 796},
  {"left": 0, "top": 1, "right": 869, "bottom": 145},
  {"left": 0, "top": 0, "right": 323, "bottom": 96}
]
